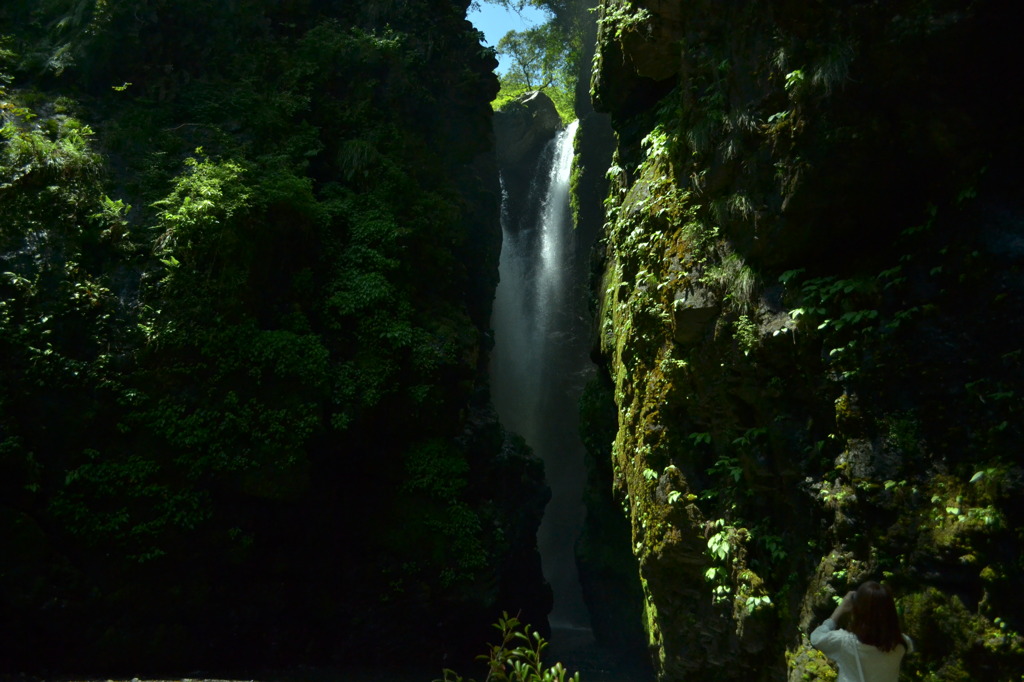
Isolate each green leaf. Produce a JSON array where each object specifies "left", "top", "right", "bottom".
[
  {"left": 784, "top": 69, "right": 805, "bottom": 92},
  {"left": 779, "top": 268, "right": 805, "bottom": 284}
]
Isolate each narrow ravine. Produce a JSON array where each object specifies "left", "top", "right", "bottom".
[{"left": 490, "top": 120, "right": 593, "bottom": 630}]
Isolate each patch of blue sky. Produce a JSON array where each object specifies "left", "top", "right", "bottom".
[{"left": 468, "top": 2, "right": 550, "bottom": 73}]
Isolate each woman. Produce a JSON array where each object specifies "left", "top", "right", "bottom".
[{"left": 810, "top": 581, "right": 913, "bottom": 682}]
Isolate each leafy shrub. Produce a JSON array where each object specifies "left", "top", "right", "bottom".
[{"left": 439, "top": 612, "right": 580, "bottom": 682}]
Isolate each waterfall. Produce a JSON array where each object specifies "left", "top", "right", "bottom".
[{"left": 490, "top": 120, "right": 592, "bottom": 629}]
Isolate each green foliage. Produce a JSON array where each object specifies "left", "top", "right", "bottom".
[
  {"left": 786, "top": 645, "right": 838, "bottom": 682},
  {"left": 590, "top": 0, "right": 652, "bottom": 97},
  {"left": 480, "top": 0, "right": 559, "bottom": 13},
  {"left": 733, "top": 314, "right": 757, "bottom": 355},
  {"left": 397, "top": 440, "right": 489, "bottom": 586},
  {"left": 703, "top": 519, "right": 771, "bottom": 615},
  {"left": 438, "top": 612, "right": 581, "bottom": 682},
  {"left": 593, "top": 1, "right": 1024, "bottom": 679},
  {"left": 494, "top": 80, "right": 575, "bottom": 125},
  {"left": 0, "top": 34, "right": 15, "bottom": 75},
  {"left": 51, "top": 449, "right": 211, "bottom": 563},
  {"left": 779, "top": 270, "right": 884, "bottom": 378},
  {"left": 493, "top": 7, "right": 578, "bottom": 123},
  {"left": 784, "top": 69, "right": 804, "bottom": 94},
  {"left": 811, "top": 42, "right": 854, "bottom": 95},
  {"left": 498, "top": 22, "right": 567, "bottom": 91},
  {"left": 708, "top": 454, "right": 742, "bottom": 484},
  {"left": 901, "top": 588, "right": 1024, "bottom": 681},
  {"left": 150, "top": 151, "right": 251, "bottom": 305},
  {"left": 3, "top": 0, "right": 115, "bottom": 76},
  {"left": 702, "top": 252, "right": 758, "bottom": 309},
  {"left": 2, "top": 0, "right": 510, "bottom": 665},
  {"left": 595, "top": 1, "right": 651, "bottom": 42},
  {"left": 1, "top": 101, "right": 102, "bottom": 240},
  {"left": 152, "top": 151, "right": 249, "bottom": 256}
]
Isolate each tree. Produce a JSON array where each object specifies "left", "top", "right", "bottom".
[{"left": 497, "top": 21, "right": 568, "bottom": 91}]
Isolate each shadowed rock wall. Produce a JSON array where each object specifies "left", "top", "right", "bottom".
[{"left": 589, "top": 1, "right": 1024, "bottom": 679}]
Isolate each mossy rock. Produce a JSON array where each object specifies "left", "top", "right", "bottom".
[
  {"left": 786, "top": 644, "right": 837, "bottom": 682},
  {"left": 900, "top": 587, "right": 1024, "bottom": 681}
]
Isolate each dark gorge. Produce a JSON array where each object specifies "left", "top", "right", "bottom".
[{"left": 2, "top": 1, "right": 1023, "bottom": 681}]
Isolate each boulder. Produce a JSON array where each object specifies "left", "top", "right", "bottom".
[
  {"left": 493, "top": 91, "right": 564, "bottom": 237},
  {"left": 493, "top": 91, "right": 563, "bottom": 167},
  {"left": 672, "top": 288, "right": 719, "bottom": 345}
]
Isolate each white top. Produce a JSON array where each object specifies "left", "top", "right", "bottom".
[{"left": 810, "top": 618, "right": 913, "bottom": 682}]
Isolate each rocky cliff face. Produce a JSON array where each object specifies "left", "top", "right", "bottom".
[
  {"left": 494, "top": 90, "right": 564, "bottom": 241},
  {"left": 588, "top": 1, "right": 1024, "bottom": 679}
]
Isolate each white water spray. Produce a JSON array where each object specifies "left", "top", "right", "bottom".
[{"left": 490, "top": 121, "right": 592, "bottom": 628}]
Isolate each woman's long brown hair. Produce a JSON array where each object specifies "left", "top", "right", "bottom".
[{"left": 851, "top": 581, "right": 905, "bottom": 652}]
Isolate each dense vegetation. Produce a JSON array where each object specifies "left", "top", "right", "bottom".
[
  {"left": 1, "top": 0, "right": 550, "bottom": 673},
  {"left": 484, "top": 0, "right": 591, "bottom": 123},
  {"left": 6, "top": 0, "right": 1023, "bottom": 680}
]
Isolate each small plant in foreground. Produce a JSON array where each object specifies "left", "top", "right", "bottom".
[{"left": 438, "top": 612, "right": 580, "bottom": 682}]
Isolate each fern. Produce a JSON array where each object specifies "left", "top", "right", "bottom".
[{"left": 812, "top": 41, "right": 855, "bottom": 95}]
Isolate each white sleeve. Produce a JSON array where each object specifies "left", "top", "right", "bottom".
[{"left": 810, "top": 618, "right": 844, "bottom": 655}]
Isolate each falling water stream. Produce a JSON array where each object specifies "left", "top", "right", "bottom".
[{"left": 490, "top": 120, "right": 593, "bottom": 630}]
